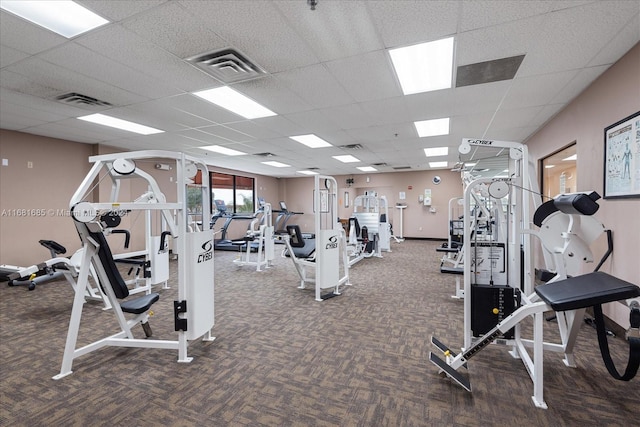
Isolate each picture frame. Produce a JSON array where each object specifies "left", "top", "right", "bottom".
[{"left": 603, "top": 111, "right": 640, "bottom": 199}]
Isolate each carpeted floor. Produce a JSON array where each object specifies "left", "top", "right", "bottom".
[{"left": 0, "top": 239, "right": 637, "bottom": 426}]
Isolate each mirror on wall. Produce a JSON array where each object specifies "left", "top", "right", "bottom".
[{"left": 540, "top": 143, "right": 577, "bottom": 199}]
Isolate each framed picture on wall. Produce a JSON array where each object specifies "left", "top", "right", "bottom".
[{"left": 603, "top": 111, "right": 640, "bottom": 199}]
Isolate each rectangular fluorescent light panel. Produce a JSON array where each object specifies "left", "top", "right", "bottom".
[
  {"left": 193, "top": 86, "right": 276, "bottom": 119},
  {"left": 545, "top": 165, "right": 555, "bottom": 169},
  {"left": 201, "top": 145, "right": 246, "bottom": 156},
  {"left": 1, "top": 1, "right": 109, "bottom": 38},
  {"left": 415, "top": 118, "right": 450, "bottom": 137},
  {"left": 77, "top": 113, "right": 163, "bottom": 135},
  {"left": 298, "top": 170, "right": 319, "bottom": 175},
  {"left": 290, "top": 134, "right": 332, "bottom": 148},
  {"left": 389, "top": 37, "right": 454, "bottom": 95},
  {"left": 424, "top": 146, "right": 449, "bottom": 157},
  {"left": 333, "top": 155, "right": 360, "bottom": 163},
  {"left": 562, "top": 154, "right": 577, "bottom": 161},
  {"left": 357, "top": 166, "right": 377, "bottom": 172},
  {"left": 262, "top": 161, "right": 290, "bottom": 168},
  {"left": 429, "top": 161, "right": 448, "bottom": 168}
]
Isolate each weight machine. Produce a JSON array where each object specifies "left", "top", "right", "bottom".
[
  {"left": 429, "top": 139, "right": 639, "bottom": 408},
  {"left": 231, "top": 201, "right": 275, "bottom": 271},
  {"left": 42, "top": 150, "right": 214, "bottom": 379},
  {"left": 282, "top": 175, "right": 351, "bottom": 301}
]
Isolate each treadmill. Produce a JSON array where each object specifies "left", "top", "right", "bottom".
[{"left": 211, "top": 200, "right": 258, "bottom": 252}]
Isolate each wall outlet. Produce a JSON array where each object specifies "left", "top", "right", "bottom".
[{"left": 27, "top": 161, "right": 33, "bottom": 168}]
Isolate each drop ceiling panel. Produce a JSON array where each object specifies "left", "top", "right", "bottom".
[
  {"left": 77, "top": 0, "right": 167, "bottom": 22},
  {"left": 523, "top": 2, "right": 639, "bottom": 76},
  {"left": 274, "top": 64, "right": 355, "bottom": 109},
  {"left": 0, "top": 88, "right": 90, "bottom": 118},
  {"left": 500, "top": 70, "right": 579, "bottom": 110},
  {"left": 588, "top": 14, "right": 640, "bottom": 66},
  {"left": 232, "top": 76, "right": 313, "bottom": 115},
  {"left": 0, "top": 112, "right": 47, "bottom": 130},
  {"left": 359, "top": 97, "right": 411, "bottom": 126},
  {"left": 367, "top": 1, "right": 459, "bottom": 48},
  {"left": 0, "top": 12, "right": 66, "bottom": 54},
  {"left": 180, "top": 0, "right": 318, "bottom": 73},
  {"left": 3, "top": 57, "right": 148, "bottom": 106},
  {"left": 24, "top": 121, "right": 117, "bottom": 143},
  {"left": 121, "top": 1, "right": 228, "bottom": 59},
  {"left": 191, "top": 124, "right": 256, "bottom": 144},
  {"left": 318, "top": 104, "right": 378, "bottom": 131},
  {"left": 0, "top": 101, "right": 70, "bottom": 124},
  {"left": 274, "top": 0, "right": 383, "bottom": 62},
  {"left": 458, "top": 0, "right": 556, "bottom": 32},
  {"left": 126, "top": 97, "right": 217, "bottom": 130},
  {"left": 550, "top": 65, "right": 609, "bottom": 105},
  {"left": 0, "top": 44, "right": 29, "bottom": 68},
  {"left": 326, "top": 50, "right": 399, "bottom": 102},
  {"left": 38, "top": 43, "right": 181, "bottom": 99},
  {"left": 76, "top": 25, "right": 216, "bottom": 92},
  {"left": 488, "top": 106, "right": 544, "bottom": 132}
]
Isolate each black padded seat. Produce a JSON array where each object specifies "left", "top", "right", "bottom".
[
  {"left": 535, "top": 272, "right": 639, "bottom": 312},
  {"left": 285, "top": 225, "right": 316, "bottom": 259},
  {"left": 120, "top": 293, "right": 160, "bottom": 314},
  {"left": 441, "top": 266, "right": 464, "bottom": 275},
  {"left": 436, "top": 247, "right": 460, "bottom": 253}
]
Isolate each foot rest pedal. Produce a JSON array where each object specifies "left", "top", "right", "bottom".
[
  {"left": 431, "top": 336, "right": 467, "bottom": 369},
  {"left": 429, "top": 352, "right": 471, "bottom": 392},
  {"left": 321, "top": 292, "right": 339, "bottom": 300}
]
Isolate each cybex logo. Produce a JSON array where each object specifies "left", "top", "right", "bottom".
[
  {"left": 325, "top": 235, "right": 338, "bottom": 250},
  {"left": 469, "top": 139, "right": 493, "bottom": 145},
  {"left": 197, "top": 240, "right": 213, "bottom": 263}
]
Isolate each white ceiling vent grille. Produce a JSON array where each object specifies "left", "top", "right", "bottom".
[
  {"left": 254, "top": 152, "right": 276, "bottom": 157},
  {"left": 393, "top": 166, "right": 411, "bottom": 170},
  {"left": 55, "top": 92, "right": 112, "bottom": 108},
  {"left": 187, "top": 48, "right": 267, "bottom": 84}
]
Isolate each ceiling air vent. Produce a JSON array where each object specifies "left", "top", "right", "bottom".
[
  {"left": 456, "top": 55, "right": 525, "bottom": 88},
  {"left": 55, "top": 92, "right": 112, "bottom": 108},
  {"left": 254, "top": 152, "right": 276, "bottom": 157},
  {"left": 187, "top": 48, "right": 267, "bottom": 84},
  {"left": 393, "top": 166, "right": 412, "bottom": 170},
  {"left": 307, "top": 167, "right": 319, "bottom": 170},
  {"left": 339, "top": 144, "right": 364, "bottom": 150},
  {"left": 372, "top": 162, "right": 388, "bottom": 167}
]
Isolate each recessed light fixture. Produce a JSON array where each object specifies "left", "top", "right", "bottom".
[
  {"left": 545, "top": 165, "right": 556, "bottom": 169},
  {"left": 290, "top": 134, "right": 332, "bottom": 148},
  {"left": 429, "top": 161, "right": 448, "bottom": 168},
  {"left": 389, "top": 37, "right": 454, "bottom": 95},
  {"left": 297, "top": 170, "right": 319, "bottom": 175},
  {"left": 201, "top": 145, "right": 246, "bottom": 156},
  {"left": 77, "top": 113, "right": 163, "bottom": 135},
  {"left": 262, "top": 161, "right": 290, "bottom": 168},
  {"left": 562, "top": 154, "right": 577, "bottom": 161},
  {"left": 465, "top": 162, "right": 477, "bottom": 167},
  {"left": 357, "top": 166, "right": 377, "bottom": 172},
  {"left": 333, "top": 155, "right": 360, "bottom": 163},
  {"left": 424, "top": 146, "right": 449, "bottom": 157},
  {"left": 193, "top": 86, "right": 276, "bottom": 119},
  {"left": 415, "top": 118, "right": 450, "bottom": 137},
  {"left": 1, "top": 0, "right": 109, "bottom": 38}
]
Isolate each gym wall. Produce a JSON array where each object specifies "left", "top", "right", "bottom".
[{"left": 526, "top": 42, "right": 640, "bottom": 327}]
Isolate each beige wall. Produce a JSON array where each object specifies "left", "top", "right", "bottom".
[
  {"left": 526, "top": 42, "right": 640, "bottom": 327},
  {"left": 276, "top": 171, "right": 461, "bottom": 238},
  {"left": 0, "top": 130, "right": 95, "bottom": 266}
]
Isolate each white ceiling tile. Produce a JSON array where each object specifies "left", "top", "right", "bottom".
[
  {"left": 224, "top": 121, "right": 283, "bottom": 141},
  {"left": 274, "top": 0, "right": 383, "bottom": 62},
  {"left": 125, "top": 97, "right": 216, "bottom": 130},
  {"left": 367, "top": 0, "right": 459, "bottom": 48},
  {"left": 550, "top": 65, "right": 610, "bottom": 104},
  {"left": 232, "top": 76, "right": 313, "bottom": 115},
  {"left": 588, "top": 12, "right": 640, "bottom": 67},
  {"left": 488, "top": 106, "right": 545, "bottom": 132},
  {"left": 318, "top": 104, "right": 378, "bottom": 131},
  {"left": 359, "top": 97, "right": 410, "bottom": 126},
  {"left": 0, "top": 111, "right": 47, "bottom": 130},
  {"left": 76, "top": 25, "right": 216, "bottom": 92},
  {"left": 122, "top": 1, "right": 228, "bottom": 59},
  {"left": 326, "top": 50, "right": 399, "bottom": 102},
  {"left": 192, "top": 124, "right": 256, "bottom": 144},
  {"left": 3, "top": 57, "right": 148, "bottom": 106},
  {"left": 501, "top": 70, "right": 579, "bottom": 110},
  {"left": 38, "top": 42, "right": 181, "bottom": 99},
  {"left": 0, "top": 44, "right": 29, "bottom": 68},
  {"left": 0, "top": 11, "right": 66, "bottom": 54},
  {"left": 180, "top": 0, "right": 318, "bottom": 73},
  {"left": 274, "top": 64, "right": 355, "bottom": 109},
  {"left": 77, "top": 0, "right": 167, "bottom": 22},
  {"left": 459, "top": 0, "right": 555, "bottom": 32}
]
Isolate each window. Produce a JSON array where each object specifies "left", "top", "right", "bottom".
[
  {"left": 210, "top": 172, "right": 255, "bottom": 213},
  {"left": 540, "top": 143, "right": 577, "bottom": 200}
]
